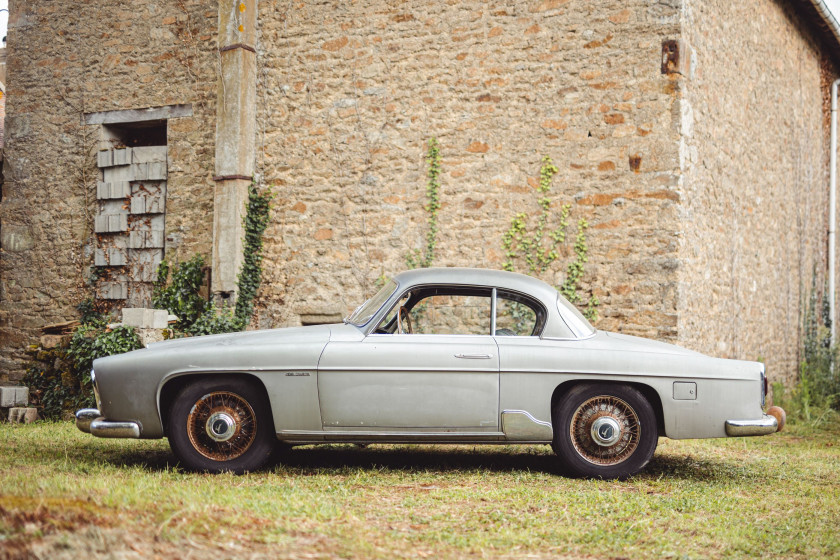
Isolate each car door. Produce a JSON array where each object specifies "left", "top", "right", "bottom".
[{"left": 317, "top": 290, "right": 500, "bottom": 431}]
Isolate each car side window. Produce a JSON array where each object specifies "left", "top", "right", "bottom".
[
  {"left": 411, "top": 294, "right": 491, "bottom": 335},
  {"left": 495, "top": 293, "right": 541, "bottom": 336}
]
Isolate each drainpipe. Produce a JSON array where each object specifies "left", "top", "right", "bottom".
[
  {"left": 807, "top": 0, "right": 840, "bottom": 349},
  {"left": 832, "top": 79, "right": 840, "bottom": 346},
  {"left": 832, "top": 79, "right": 838, "bottom": 345}
]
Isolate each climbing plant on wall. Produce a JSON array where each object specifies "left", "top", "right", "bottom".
[
  {"left": 406, "top": 137, "right": 442, "bottom": 269},
  {"left": 233, "top": 183, "right": 273, "bottom": 328},
  {"left": 152, "top": 182, "right": 273, "bottom": 335},
  {"left": 502, "top": 156, "right": 599, "bottom": 321}
]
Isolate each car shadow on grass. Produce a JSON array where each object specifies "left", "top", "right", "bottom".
[
  {"left": 273, "top": 444, "right": 561, "bottom": 475},
  {"left": 64, "top": 439, "right": 756, "bottom": 482}
]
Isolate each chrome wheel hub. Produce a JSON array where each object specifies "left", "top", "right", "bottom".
[
  {"left": 206, "top": 412, "right": 236, "bottom": 442},
  {"left": 590, "top": 416, "right": 621, "bottom": 446}
]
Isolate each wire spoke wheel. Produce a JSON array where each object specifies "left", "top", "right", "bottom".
[
  {"left": 569, "top": 395, "right": 641, "bottom": 466},
  {"left": 186, "top": 391, "right": 258, "bottom": 461}
]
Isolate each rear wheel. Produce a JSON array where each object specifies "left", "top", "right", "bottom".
[
  {"left": 168, "top": 377, "right": 275, "bottom": 473},
  {"left": 552, "top": 383, "right": 658, "bottom": 479}
]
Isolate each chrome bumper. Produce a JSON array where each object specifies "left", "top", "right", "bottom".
[
  {"left": 75, "top": 408, "right": 141, "bottom": 439},
  {"left": 724, "top": 414, "right": 779, "bottom": 437}
]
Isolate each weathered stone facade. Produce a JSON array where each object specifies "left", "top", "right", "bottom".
[
  {"left": 0, "top": 0, "right": 837, "bottom": 386},
  {"left": 679, "top": 0, "right": 834, "bottom": 379}
]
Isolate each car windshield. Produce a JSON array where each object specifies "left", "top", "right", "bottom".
[{"left": 346, "top": 279, "right": 398, "bottom": 326}]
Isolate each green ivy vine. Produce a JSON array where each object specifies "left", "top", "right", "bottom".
[
  {"left": 502, "top": 156, "right": 599, "bottom": 321},
  {"left": 233, "top": 183, "right": 273, "bottom": 328},
  {"left": 153, "top": 182, "right": 272, "bottom": 335},
  {"left": 406, "top": 137, "right": 441, "bottom": 269}
]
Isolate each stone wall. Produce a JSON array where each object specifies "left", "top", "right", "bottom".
[
  {"left": 679, "top": 0, "right": 835, "bottom": 384},
  {"left": 254, "top": 0, "right": 685, "bottom": 340},
  {"left": 0, "top": 0, "right": 218, "bottom": 379},
  {"left": 0, "top": 0, "right": 836, "bottom": 385}
]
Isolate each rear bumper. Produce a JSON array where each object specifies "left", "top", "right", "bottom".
[
  {"left": 75, "top": 408, "right": 141, "bottom": 439},
  {"left": 724, "top": 414, "right": 779, "bottom": 437}
]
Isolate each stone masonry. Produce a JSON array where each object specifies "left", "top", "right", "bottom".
[{"left": 0, "top": 0, "right": 838, "bottom": 387}]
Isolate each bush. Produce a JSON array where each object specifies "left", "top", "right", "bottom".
[
  {"left": 23, "top": 307, "right": 143, "bottom": 419},
  {"left": 152, "top": 255, "right": 209, "bottom": 331},
  {"left": 775, "top": 284, "right": 840, "bottom": 425}
]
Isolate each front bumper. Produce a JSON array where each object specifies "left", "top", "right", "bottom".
[
  {"left": 75, "top": 408, "right": 141, "bottom": 439},
  {"left": 724, "top": 413, "right": 779, "bottom": 437}
]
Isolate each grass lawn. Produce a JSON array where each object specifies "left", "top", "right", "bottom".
[{"left": 0, "top": 420, "right": 838, "bottom": 559}]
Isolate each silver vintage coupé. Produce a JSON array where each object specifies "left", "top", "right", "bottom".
[{"left": 75, "top": 268, "right": 784, "bottom": 479}]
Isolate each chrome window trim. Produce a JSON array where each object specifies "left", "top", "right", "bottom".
[{"left": 490, "top": 287, "right": 497, "bottom": 335}]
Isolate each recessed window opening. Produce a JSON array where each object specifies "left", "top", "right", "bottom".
[{"left": 103, "top": 120, "right": 167, "bottom": 148}]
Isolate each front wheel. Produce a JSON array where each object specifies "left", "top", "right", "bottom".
[
  {"left": 168, "top": 377, "right": 275, "bottom": 473},
  {"left": 552, "top": 383, "right": 658, "bottom": 479}
]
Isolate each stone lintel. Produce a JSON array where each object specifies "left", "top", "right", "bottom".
[
  {"left": 83, "top": 104, "right": 193, "bottom": 125},
  {"left": 212, "top": 179, "right": 250, "bottom": 295}
]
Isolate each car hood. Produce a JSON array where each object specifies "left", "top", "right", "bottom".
[
  {"left": 590, "top": 331, "right": 704, "bottom": 357},
  {"left": 145, "top": 324, "right": 336, "bottom": 352}
]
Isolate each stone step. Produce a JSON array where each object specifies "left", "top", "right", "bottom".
[{"left": 8, "top": 408, "right": 38, "bottom": 424}]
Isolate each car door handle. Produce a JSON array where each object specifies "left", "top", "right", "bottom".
[{"left": 454, "top": 353, "right": 493, "bottom": 359}]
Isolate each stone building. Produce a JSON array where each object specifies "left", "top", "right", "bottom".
[{"left": 1, "top": 0, "right": 838, "bottom": 385}]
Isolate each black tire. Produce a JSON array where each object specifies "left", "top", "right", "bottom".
[
  {"left": 167, "top": 376, "right": 275, "bottom": 474},
  {"left": 552, "top": 383, "right": 658, "bottom": 480}
]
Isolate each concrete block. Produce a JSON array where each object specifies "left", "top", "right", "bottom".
[
  {"left": 111, "top": 214, "right": 128, "bottom": 232},
  {"left": 96, "top": 214, "right": 128, "bottom": 233},
  {"left": 100, "top": 282, "right": 127, "bottom": 300},
  {"left": 122, "top": 308, "right": 168, "bottom": 328},
  {"left": 8, "top": 407, "right": 38, "bottom": 424},
  {"left": 148, "top": 230, "right": 165, "bottom": 248},
  {"left": 113, "top": 148, "right": 131, "bottom": 166},
  {"left": 97, "top": 181, "right": 130, "bottom": 200},
  {"left": 151, "top": 309, "right": 169, "bottom": 329},
  {"left": 146, "top": 194, "right": 165, "bottom": 214},
  {"left": 121, "top": 307, "right": 148, "bottom": 327},
  {"left": 112, "top": 182, "right": 131, "bottom": 198},
  {"left": 0, "top": 386, "right": 29, "bottom": 407},
  {"left": 97, "top": 150, "right": 113, "bottom": 168},
  {"left": 130, "top": 163, "right": 149, "bottom": 181},
  {"left": 129, "top": 231, "right": 145, "bottom": 249},
  {"left": 130, "top": 195, "right": 146, "bottom": 214},
  {"left": 94, "top": 215, "right": 108, "bottom": 233},
  {"left": 147, "top": 162, "right": 167, "bottom": 180},
  {"left": 132, "top": 145, "right": 167, "bottom": 164},
  {"left": 95, "top": 247, "right": 127, "bottom": 267}
]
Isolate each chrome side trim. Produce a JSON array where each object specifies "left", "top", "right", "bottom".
[
  {"left": 724, "top": 414, "right": 778, "bottom": 437},
  {"left": 277, "top": 429, "right": 505, "bottom": 443},
  {"left": 90, "top": 419, "right": 141, "bottom": 439},
  {"left": 75, "top": 408, "right": 100, "bottom": 434},
  {"left": 501, "top": 410, "right": 554, "bottom": 441}
]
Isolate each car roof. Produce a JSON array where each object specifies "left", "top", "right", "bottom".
[{"left": 392, "top": 267, "right": 558, "bottom": 300}]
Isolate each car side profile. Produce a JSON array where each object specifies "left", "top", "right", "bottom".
[{"left": 76, "top": 268, "right": 784, "bottom": 479}]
